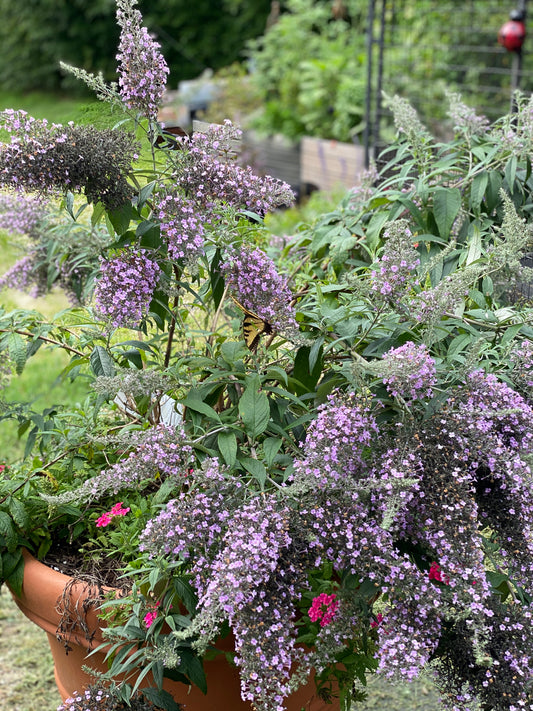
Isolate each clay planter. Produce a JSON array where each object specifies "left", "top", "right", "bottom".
[{"left": 11, "top": 550, "right": 339, "bottom": 711}]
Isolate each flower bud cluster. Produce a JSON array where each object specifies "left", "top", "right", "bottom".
[{"left": 0, "top": 111, "right": 138, "bottom": 209}]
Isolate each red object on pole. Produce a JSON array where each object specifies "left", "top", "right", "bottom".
[{"left": 498, "top": 18, "right": 526, "bottom": 52}]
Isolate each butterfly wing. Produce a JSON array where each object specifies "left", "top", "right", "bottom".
[
  {"left": 243, "top": 313, "right": 273, "bottom": 353},
  {"left": 231, "top": 297, "right": 272, "bottom": 352},
  {"left": 154, "top": 124, "right": 190, "bottom": 150}
]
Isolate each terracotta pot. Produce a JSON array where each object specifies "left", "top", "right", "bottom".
[{"left": 11, "top": 550, "right": 339, "bottom": 711}]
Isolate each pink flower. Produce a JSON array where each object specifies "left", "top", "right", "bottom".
[
  {"left": 143, "top": 601, "right": 161, "bottom": 629},
  {"left": 428, "top": 562, "right": 450, "bottom": 585},
  {"left": 95, "top": 502, "right": 131, "bottom": 527},
  {"left": 308, "top": 593, "right": 339, "bottom": 627},
  {"left": 96, "top": 512, "right": 112, "bottom": 527},
  {"left": 110, "top": 502, "right": 131, "bottom": 516}
]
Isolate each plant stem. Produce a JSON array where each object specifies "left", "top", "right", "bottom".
[{"left": 0, "top": 328, "right": 85, "bottom": 357}]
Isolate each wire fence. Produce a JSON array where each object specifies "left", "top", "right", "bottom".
[{"left": 365, "top": 0, "right": 533, "bottom": 161}]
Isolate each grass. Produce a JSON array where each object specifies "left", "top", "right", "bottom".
[
  {"left": 0, "top": 228, "right": 90, "bottom": 462},
  {"left": 0, "top": 90, "right": 100, "bottom": 125},
  {"left": 0, "top": 591, "right": 58, "bottom": 711}
]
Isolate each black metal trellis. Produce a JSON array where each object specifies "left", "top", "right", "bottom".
[{"left": 364, "top": 0, "right": 532, "bottom": 166}]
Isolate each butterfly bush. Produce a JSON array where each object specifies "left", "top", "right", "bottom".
[
  {"left": 116, "top": 0, "right": 169, "bottom": 121},
  {"left": 3, "top": 7, "right": 533, "bottom": 711}
]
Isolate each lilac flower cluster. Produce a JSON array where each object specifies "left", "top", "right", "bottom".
[
  {"left": 140, "top": 462, "right": 310, "bottom": 711},
  {"left": 57, "top": 683, "right": 161, "bottom": 711},
  {"left": 446, "top": 91, "right": 490, "bottom": 137},
  {"left": 156, "top": 193, "right": 205, "bottom": 262},
  {"left": 93, "top": 247, "right": 161, "bottom": 328},
  {"left": 380, "top": 341, "right": 437, "bottom": 402},
  {"left": 42, "top": 424, "right": 192, "bottom": 506},
  {"left": 57, "top": 685, "right": 110, "bottom": 711},
  {"left": 116, "top": 0, "right": 169, "bottom": 121},
  {"left": 0, "top": 190, "right": 48, "bottom": 239},
  {"left": 381, "top": 369, "right": 533, "bottom": 708},
  {"left": 370, "top": 221, "right": 420, "bottom": 300},
  {"left": 0, "top": 110, "right": 138, "bottom": 208},
  {"left": 174, "top": 122, "right": 295, "bottom": 215},
  {"left": 0, "top": 254, "right": 47, "bottom": 297},
  {"left": 292, "top": 392, "right": 379, "bottom": 487},
  {"left": 139, "top": 395, "right": 436, "bottom": 710},
  {"left": 221, "top": 245, "right": 298, "bottom": 336}
]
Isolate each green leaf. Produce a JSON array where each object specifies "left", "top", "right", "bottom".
[
  {"left": 505, "top": 155, "right": 518, "bottom": 190},
  {"left": 0, "top": 511, "right": 17, "bottom": 551},
  {"left": 91, "top": 201, "right": 106, "bottom": 227},
  {"left": 2, "top": 551, "right": 24, "bottom": 595},
  {"left": 181, "top": 395, "right": 221, "bottom": 423},
  {"left": 470, "top": 171, "right": 488, "bottom": 212},
  {"left": 292, "top": 345, "right": 323, "bottom": 395},
  {"left": 209, "top": 249, "right": 225, "bottom": 311},
  {"left": 90, "top": 345, "right": 116, "bottom": 378},
  {"left": 181, "top": 653, "right": 207, "bottom": 694},
  {"left": 107, "top": 201, "right": 135, "bottom": 235},
  {"left": 501, "top": 323, "right": 523, "bottom": 345},
  {"left": 7, "top": 498, "right": 29, "bottom": 530},
  {"left": 218, "top": 431, "right": 238, "bottom": 466},
  {"left": 241, "top": 457, "right": 267, "bottom": 488},
  {"left": 141, "top": 687, "right": 181, "bottom": 711},
  {"left": 485, "top": 171, "right": 503, "bottom": 212},
  {"left": 263, "top": 437, "right": 282, "bottom": 467},
  {"left": 465, "top": 224, "right": 482, "bottom": 265},
  {"left": 238, "top": 383, "right": 270, "bottom": 438},
  {"left": 137, "top": 180, "right": 156, "bottom": 210},
  {"left": 433, "top": 187, "right": 461, "bottom": 238},
  {"left": 7, "top": 333, "right": 27, "bottom": 375}
]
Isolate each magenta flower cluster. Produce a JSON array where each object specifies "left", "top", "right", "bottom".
[
  {"left": 93, "top": 247, "right": 161, "bottom": 328},
  {"left": 116, "top": 0, "right": 169, "bottom": 121},
  {"left": 308, "top": 593, "right": 339, "bottom": 627},
  {"left": 221, "top": 245, "right": 298, "bottom": 336},
  {"left": 95, "top": 501, "right": 130, "bottom": 527}
]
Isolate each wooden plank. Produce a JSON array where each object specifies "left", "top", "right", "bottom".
[{"left": 300, "top": 137, "right": 365, "bottom": 192}]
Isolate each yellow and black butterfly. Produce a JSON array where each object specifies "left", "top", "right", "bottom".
[{"left": 231, "top": 297, "right": 273, "bottom": 353}]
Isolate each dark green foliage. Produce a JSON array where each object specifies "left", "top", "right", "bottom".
[{"left": 0, "top": 0, "right": 272, "bottom": 93}]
